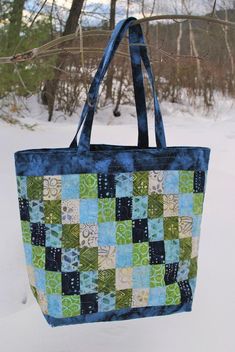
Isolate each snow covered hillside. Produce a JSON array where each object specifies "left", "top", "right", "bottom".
[{"left": 0, "top": 98, "right": 234, "bottom": 352}]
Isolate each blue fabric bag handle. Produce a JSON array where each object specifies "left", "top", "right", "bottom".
[{"left": 70, "top": 17, "right": 166, "bottom": 151}]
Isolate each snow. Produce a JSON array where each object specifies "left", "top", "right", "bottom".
[{"left": 0, "top": 97, "right": 234, "bottom": 352}]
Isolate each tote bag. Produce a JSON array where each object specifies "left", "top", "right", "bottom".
[{"left": 15, "top": 17, "right": 210, "bottom": 327}]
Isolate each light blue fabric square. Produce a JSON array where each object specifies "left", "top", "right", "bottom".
[
  {"left": 115, "top": 173, "right": 133, "bottom": 197},
  {"left": 29, "top": 200, "right": 44, "bottom": 223},
  {"left": 80, "top": 271, "right": 98, "bottom": 294},
  {"left": 148, "top": 287, "right": 166, "bottom": 306},
  {"left": 179, "top": 193, "right": 193, "bottom": 216},
  {"left": 177, "top": 260, "right": 190, "bottom": 281},
  {"left": 148, "top": 218, "right": 164, "bottom": 241},
  {"left": 189, "top": 278, "right": 197, "bottom": 296},
  {"left": 62, "top": 175, "right": 79, "bottom": 200},
  {"left": 34, "top": 268, "right": 46, "bottom": 292},
  {"left": 133, "top": 266, "right": 150, "bottom": 288},
  {"left": 116, "top": 244, "right": 133, "bottom": 268},
  {"left": 24, "top": 243, "right": 32, "bottom": 265},
  {"left": 132, "top": 196, "right": 148, "bottom": 219},
  {"left": 164, "top": 171, "right": 179, "bottom": 194},
  {"left": 165, "top": 239, "right": 180, "bottom": 264},
  {"left": 61, "top": 248, "right": 79, "bottom": 272},
  {"left": 47, "top": 294, "right": 62, "bottom": 318},
  {"left": 192, "top": 215, "right": 202, "bottom": 237},
  {"left": 45, "top": 224, "right": 62, "bottom": 248},
  {"left": 98, "top": 292, "right": 116, "bottom": 312},
  {"left": 98, "top": 222, "right": 116, "bottom": 246},
  {"left": 80, "top": 199, "right": 98, "bottom": 223},
  {"left": 17, "top": 176, "right": 27, "bottom": 198}
]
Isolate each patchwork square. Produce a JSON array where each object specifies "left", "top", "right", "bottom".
[
  {"left": 98, "top": 222, "right": 116, "bottom": 246},
  {"left": 21, "top": 221, "right": 31, "bottom": 244},
  {"left": 193, "top": 193, "right": 204, "bottom": 215},
  {"left": 179, "top": 216, "right": 192, "bottom": 238},
  {"left": 165, "top": 263, "right": 179, "bottom": 285},
  {"left": 177, "top": 260, "right": 190, "bottom": 282},
  {"left": 45, "top": 224, "right": 62, "bottom": 248},
  {"left": 132, "top": 288, "right": 149, "bottom": 307},
  {"left": 98, "top": 269, "right": 115, "bottom": 293},
  {"left": 148, "top": 194, "right": 163, "bottom": 218},
  {"left": 164, "top": 171, "right": 179, "bottom": 194},
  {"left": 24, "top": 244, "right": 32, "bottom": 265},
  {"left": 19, "top": 198, "right": 30, "bottom": 221},
  {"left": 61, "top": 200, "right": 79, "bottom": 224},
  {"left": 115, "top": 173, "right": 133, "bottom": 197},
  {"left": 116, "top": 244, "right": 133, "bottom": 268},
  {"left": 43, "top": 176, "right": 61, "bottom": 200},
  {"left": 179, "top": 238, "right": 192, "bottom": 260},
  {"left": 163, "top": 194, "right": 179, "bottom": 217},
  {"left": 44, "top": 200, "right": 61, "bottom": 224},
  {"left": 17, "top": 176, "right": 27, "bottom": 198},
  {"left": 193, "top": 171, "right": 205, "bottom": 193},
  {"left": 62, "top": 272, "right": 80, "bottom": 295},
  {"left": 179, "top": 171, "right": 194, "bottom": 193},
  {"left": 32, "top": 246, "right": 45, "bottom": 269},
  {"left": 116, "top": 220, "right": 132, "bottom": 244},
  {"left": 47, "top": 294, "right": 62, "bottom": 318},
  {"left": 61, "top": 248, "right": 79, "bottom": 272},
  {"left": 116, "top": 197, "right": 132, "bottom": 221},
  {"left": 133, "top": 171, "right": 148, "bottom": 196},
  {"left": 62, "top": 224, "right": 79, "bottom": 248},
  {"left": 80, "top": 271, "right": 98, "bottom": 294},
  {"left": 179, "top": 194, "right": 193, "bottom": 216},
  {"left": 46, "top": 271, "right": 62, "bottom": 294},
  {"left": 80, "top": 224, "right": 98, "bottom": 247},
  {"left": 27, "top": 176, "right": 43, "bottom": 200},
  {"left": 163, "top": 217, "right": 179, "bottom": 240},
  {"left": 132, "top": 196, "right": 148, "bottom": 219},
  {"left": 80, "top": 174, "right": 98, "bottom": 199},
  {"left": 30, "top": 223, "right": 46, "bottom": 246},
  {"left": 132, "top": 219, "right": 148, "bottom": 243},
  {"left": 45, "top": 247, "right": 61, "bottom": 272},
  {"left": 116, "top": 267, "right": 133, "bottom": 290},
  {"left": 80, "top": 247, "right": 98, "bottom": 271},
  {"left": 62, "top": 295, "right": 80, "bottom": 317},
  {"left": 29, "top": 200, "right": 44, "bottom": 223},
  {"left": 192, "top": 215, "right": 202, "bottom": 237},
  {"left": 116, "top": 289, "right": 132, "bottom": 309},
  {"left": 189, "top": 257, "right": 198, "bottom": 279},
  {"left": 132, "top": 266, "right": 150, "bottom": 288},
  {"left": 133, "top": 243, "right": 149, "bottom": 266},
  {"left": 148, "top": 171, "right": 164, "bottom": 194},
  {"left": 164, "top": 239, "right": 180, "bottom": 264},
  {"left": 61, "top": 175, "right": 79, "bottom": 200},
  {"left": 80, "top": 199, "right": 98, "bottom": 224},
  {"left": 166, "top": 283, "right": 181, "bottom": 305},
  {"left": 80, "top": 293, "right": 98, "bottom": 314},
  {"left": 148, "top": 287, "right": 166, "bottom": 306},
  {"left": 98, "top": 246, "right": 116, "bottom": 269},
  {"left": 149, "top": 241, "right": 165, "bottom": 264},
  {"left": 34, "top": 268, "right": 46, "bottom": 292},
  {"left": 98, "top": 174, "right": 115, "bottom": 198},
  {"left": 178, "top": 280, "right": 193, "bottom": 303},
  {"left": 98, "top": 198, "right": 116, "bottom": 222},
  {"left": 150, "top": 264, "right": 165, "bottom": 287},
  {"left": 98, "top": 292, "right": 115, "bottom": 312},
  {"left": 148, "top": 218, "right": 164, "bottom": 241}
]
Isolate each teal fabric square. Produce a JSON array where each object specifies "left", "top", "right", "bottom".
[
  {"left": 164, "top": 171, "right": 179, "bottom": 194},
  {"left": 98, "top": 292, "right": 116, "bottom": 312},
  {"left": 62, "top": 175, "right": 79, "bottom": 200},
  {"left": 80, "top": 271, "right": 98, "bottom": 294},
  {"left": 61, "top": 248, "right": 80, "bottom": 272},
  {"left": 165, "top": 239, "right": 180, "bottom": 264},
  {"left": 132, "top": 196, "right": 148, "bottom": 220},
  {"left": 116, "top": 244, "right": 133, "bottom": 268},
  {"left": 98, "top": 222, "right": 116, "bottom": 246},
  {"left": 148, "top": 287, "right": 166, "bottom": 306},
  {"left": 192, "top": 215, "right": 202, "bottom": 237},
  {"left": 132, "top": 266, "right": 150, "bottom": 288},
  {"left": 115, "top": 173, "right": 133, "bottom": 197},
  {"left": 24, "top": 243, "right": 32, "bottom": 265},
  {"left": 80, "top": 199, "right": 98, "bottom": 224},
  {"left": 47, "top": 294, "right": 62, "bottom": 318},
  {"left": 17, "top": 176, "right": 27, "bottom": 198},
  {"left": 29, "top": 200, "right": 44, "bottom": 223},
  {"left": 45, "top": 224, "right": 62, "bottom": 248},
  {"left": 148, "top": 218, "right": 164, "bottom": 241},
  {"left": 179, "top": 194, "right": 193, "bottom": 216},
  {"left": 177, "top": 260, "right": 190, "bottom": 281},
  {"left": 34, "top": 268, "right": 46, "bottom": 292}
]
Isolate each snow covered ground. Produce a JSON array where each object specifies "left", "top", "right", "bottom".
[{"left": 0, "top": 97, "right": 234, "bottom": 352}]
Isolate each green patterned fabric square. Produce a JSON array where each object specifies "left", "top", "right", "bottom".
[
  {"left": 116, "top": 289, "right": 132, "bottom": 309},
  {"left": 80, "top": 174, "right": 98, "bottom": 198},
  {"left": 62, "top": 224, "right": 79, "bottom": 248},
  {"left": 150, "top": 264, "right": 165, "bottom": 287},
  {"left": 193, "top": 193, "right": 204, "bottom": 215},
  {"left": 148, "top": 194, "right": 163, "bottom": 218},
  {"left": 116, "top": 220, "right": 132, "bottom": 244},
  {"left": 44, "top": 200, "right": 61, "bottom": 224},
  {"left": 98, "top": 198, "right": 116, "bottom": 223},
  {"left": 133, "top": 243, "right": 149, "bottom": 266},
  {"left": 46, "top": 271, "right": 62, "bottom": 294},
  {"left": 62, "top": 295, "right": 80, "bottom": 317},
  {"left": 80, "top": 247, "right": 98, "bottom": 271},
  {"left": 133, "top": 171, "right": 148, "bottom": 196},
  {"left": 189, "top": 257, "right": 198, "bottom": 279},
  {"left": 32, "top": 246, "right": 45, "bottom": 269},
  {"left": 166, "top": 283, "right": 181, "bottom": 305},
  {"left": 98, "top": 269, "right": 115, "bottom": 293},
  {"left": 180, "top": 238, "right": 192, "bottom": 260},
  {"left": 179, "top": 171, "right": 194, "bottom": 193},
  {"left": 21, "top": 221, "right": 31, "bottom": 243},
  {"left": 27, "top": 176, "right": 43, "bottom": 200},
  {"left": 163, "top": 217, "right": 179, "bottom": 240}
]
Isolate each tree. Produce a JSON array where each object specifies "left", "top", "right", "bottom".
[{"left": 42, "top": 0, "right": 85, "bottom": 121}]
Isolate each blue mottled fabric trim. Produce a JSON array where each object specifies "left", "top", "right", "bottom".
[
  {"left": 15, "top": 145, "right": 210, "bottom": 176},
  {"left": 44, "top": 301, "right": 192, "bottom": 327}
]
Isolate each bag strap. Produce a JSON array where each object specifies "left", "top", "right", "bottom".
[
  {"left": 70, "top": 17, "right": 149, "bottom": 148},
  {"left": 71, "top": 18, "right": 166, "bottom": 151}
]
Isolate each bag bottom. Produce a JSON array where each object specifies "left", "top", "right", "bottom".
[{"left": 43, "top": 302, "right": 192, "bottom": 327}]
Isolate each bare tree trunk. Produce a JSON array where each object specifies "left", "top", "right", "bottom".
[
  {"left": 188, "top": 20, "right": 202, "bottom": 87},
  {"left": 222, "top": 8, "right": 234, "bottom": 92},
  {"left": 176, "top": 22, "right": 182, "bottom": 77},
  {"left": 7, "top": 0, "right": 25, "bottom": 50},
  {"left": 105, "top": 0, "right": 117, "bottom": 103},
  {"left": 42, "top": 0, "right": 84, "bottom": 121}
]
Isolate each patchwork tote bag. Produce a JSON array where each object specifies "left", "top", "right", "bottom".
[{"left": 14, "top": 17, "right": 210, "bottom": 327}]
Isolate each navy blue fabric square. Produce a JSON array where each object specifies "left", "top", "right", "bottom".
[
  {"left": 193, "top": 171, "right": 205, "bottom": 193},
  {"left": 132, "top": 219, "right": 148, "bottom": 243},
  {"left": 19, "top": 198, "right": 30, "bottom": 221},
  {"left": 81, "top": 293, "right": 98, "bottom": 314},
  {"left": 45, "top": 247, "right": 61, "bottom": 272},
  {"left": 178, "top": 280, "right": 193, "bottom": 303},
  {"left": 164, "top": 263, "right": 179, "bottom": 285},
  {"left": 31, "top": 223, "right": 46, "bottom": 246},
  {"left": 62, "top": 272, "right": 80, "bottom": 295},
  {"left": 116, "top": 197, "right": 132, "bottom": 221},
  {"left": 98, "top": 174, "right": 115, "bottom": 198},
  {"left": 149, "top": 241, "right": 165, "bottom": 264}
]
